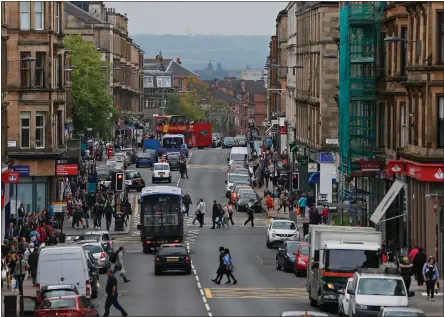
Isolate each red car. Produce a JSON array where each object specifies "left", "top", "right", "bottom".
[
  {"left": 294, "top": 243, "right": 309, "bottom": 277},
  {"left": 35, "top": 295, "right": 98, "bottom": 317}
]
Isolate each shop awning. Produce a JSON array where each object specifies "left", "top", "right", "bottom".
[
  {"left": 308, "top": 172, "right": 320, "bottom": 184},
  {"left": 370, "top": 179, "right": 405, "bottom": 224}
]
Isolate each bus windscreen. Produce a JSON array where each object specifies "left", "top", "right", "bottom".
[
  {"left": 141, "top": 194, "right": 181, "bottom": 226},
  {"left": 162, "top": 137, "right": 184, "bottom": 148}
]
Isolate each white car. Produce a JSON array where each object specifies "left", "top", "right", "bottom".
[
  {"left": 152, "top": 163, "right": 172, "bottom": 183},
  {"left": 266, "top": 220, "right": 299, "bottom": 249},
  {"left": 338, "top": 278, "right": 353, "bottom": 316},
  {"left": 225, "top": 173, "right": 250, "bottom": 198}
]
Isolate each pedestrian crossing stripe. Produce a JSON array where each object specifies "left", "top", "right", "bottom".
[
  {"left": 204, "top": 288, "right": 307, "bottom": 299},
  {"left": 421, "top": 293, "right": 443, "bottom": 296}
]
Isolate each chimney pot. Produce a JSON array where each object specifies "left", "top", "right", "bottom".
[{"left": 176, "top": 57, "right": 181, "bottom": 64}]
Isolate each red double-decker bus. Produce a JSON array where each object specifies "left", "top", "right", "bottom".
[{"left": 154, "top": 115, "right": 212, "bottom": 149}]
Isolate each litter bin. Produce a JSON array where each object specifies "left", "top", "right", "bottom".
[
  {"left": 4, "top": 294, "right": 17, "bottom": 317},
  {"left": 114, "top": 213, "right": 124, "bottom": 231},
  {"left": 59, "top": 233, "right": 66, "bottom": 243}
]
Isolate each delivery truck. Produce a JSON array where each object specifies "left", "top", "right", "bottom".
[{"left": 307, "top": 225, "right": 382, "bottom": 311}]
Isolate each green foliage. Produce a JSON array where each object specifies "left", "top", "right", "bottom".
[
  {"left": 165, "top": 93, "right": 180, "bottom": 115},
  {"left": 65, "top": 35, "right": 116, "bottom": 138}
]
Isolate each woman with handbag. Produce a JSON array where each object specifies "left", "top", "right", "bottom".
[{"left": 14, "top": 253, "right": 28, "bottom": 293}]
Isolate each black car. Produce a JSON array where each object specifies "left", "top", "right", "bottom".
[
  {"left": 276, "top": 241, "right": 304, "bottom": 272},
  {"left": 125, "top": 170, "right": 145, "bottom": 192},
  {"left": 154, "top": 243, "right": 192, "bottom": 275},
  {"left": 136, "top": 150, "right": 157, "bottom": 167},
  {"left": 236, "top": 190, "right": 260, "bottom": 212},
  {"left": 222, "top": 137, "right": 234, "bottom": 148},
  {"left": 167, "top": 152, "right": 181, "bottom": 170}
]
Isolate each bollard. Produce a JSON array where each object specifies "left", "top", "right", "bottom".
[{"left": 4, "top": 294, "right": 18, "bottom": 317}]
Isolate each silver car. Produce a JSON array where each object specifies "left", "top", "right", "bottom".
[{"left": 79, "top": 242, "right": 110, "bottom": 273}]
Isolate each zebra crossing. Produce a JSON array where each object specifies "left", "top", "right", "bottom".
[{"left": 187, "top": 164, "right": 227, "bottom": 170}]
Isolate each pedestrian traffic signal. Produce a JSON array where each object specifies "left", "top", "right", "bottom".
[
  {"left": 115, "top": 172, "right": 124, "bottom": 191},
  {"left": 291, "top": 173, "right": 299, "bottom": 191}
]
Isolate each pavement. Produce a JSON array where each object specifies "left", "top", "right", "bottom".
[{"left": 7, "top": 148, "right": 442, "bottom": 316}]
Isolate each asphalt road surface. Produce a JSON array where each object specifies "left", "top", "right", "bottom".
[{"left": 67, "top": 148, "right": 443, "bottom": 316}]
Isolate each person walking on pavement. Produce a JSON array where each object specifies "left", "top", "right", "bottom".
[
  {"left": 423, "top": 256, "right": 439, "bottom": 301},
  {"left": 73, "top": 203, "right": 85, "bottom": 230},
  {"left": 211, "top": 201, "right": 221, "bottom": 229},
  {"left": 104, "top": 202, "right": 113, "bottom": 231},
  {"left": 413, "top": 247, "right": 427, "bottom": 286},
  {"left": 27, "top": 245, "right": 39, "bottom": 285},
  {"left": 14, "top": 253, "right": 28, "bottom": 293},
  {"left": 398, "top": 257, "right": 414, "bottom": 294},
  {"left": 297, "top": 193, "right": 308, "bottom": 218},
  {"left": 112, "top": 246, "right": 130, "bottom": 283},
  {"left": 183, "top": 192, "right": 192, "bottom": 217},
  {"left": 244, "top": 199, "right": 255, "bottom": 227},
  {"left": 103, "top": 269, "right": 128, "bottom": 317}
]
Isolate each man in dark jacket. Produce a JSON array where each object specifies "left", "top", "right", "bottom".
[
  {"left": 211, "top": 246, "right": 226, "bottom": 285},
  {"left": 28, "top": 246, "right": 39, "bottom": 285},
  {"left": 211, "top": 201, "right": 221, "bottom": 229},
  {"left": 105, "top": 203, "right": 114, "bottom": 231},
  {"left": 412, "top": 247, "right": 427, "bottom": 286},
  {"left": 183, "top": 192, "right": 192, "bottom": 217}
]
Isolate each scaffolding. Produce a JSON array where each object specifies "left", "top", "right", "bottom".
[{"left": 339, "top": 2, "right": 385, "bottom": 207}]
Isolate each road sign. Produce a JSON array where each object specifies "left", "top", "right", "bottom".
[
  {"left": 271, "top": 126, "right": 278, "bottom": 133},
  {"left": 290, "top": 143, "right": 298, "bottom": 153},
  {"left": 1, "top": 171, "right": 20, "bottom": 184}
]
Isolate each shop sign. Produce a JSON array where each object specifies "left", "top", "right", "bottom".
[
  {"left": 7, "top": 141, "right": 16, "bottom": 147},
  {"left": 320, "top": 152, "right": 334, "bottom": 163},
  {"left": 11, "top": 165, "right": 30, "bottom": 177},
  {"left": 279, "top": 126, "right": 287, "bottom": 135},
  {"left": 387, "top": 160, "right": 405, "bottom": 174},
  {"left": 1, "top": 171, "right": 20, "bottom": 184},
  {"left": 359, "top": 160, "right": 382, "bottom": 171},
  {"left": 66, "top": 139, "right": 81, "bottom": 158},
  {"left": 405, "top": 162, "right": 444, "bottom": 182},
  {"left": 55, "top": 158, "right": 79, "bottom": 176}
]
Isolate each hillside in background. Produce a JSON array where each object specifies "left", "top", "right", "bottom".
[{"left": 132, "top": 34, "right": 270, "bottom": 72}]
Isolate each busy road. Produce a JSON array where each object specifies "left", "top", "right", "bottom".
[{"left": 89, "top": 148, "right": 311, "bottom": 316}]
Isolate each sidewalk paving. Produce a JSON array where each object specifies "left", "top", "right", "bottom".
[
  {"left": 408, "top": 280, "right": 444, "bottom": 315},
  {"left": 2, "top": 277, "right": 36, "bottom": 316}
]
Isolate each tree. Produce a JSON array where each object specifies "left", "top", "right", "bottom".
[
  {"left": 65, "top": 35, "right": 117, "bottom": 138},
  {"left": 165, "top": 93, "right": 180, "bottom": 115}
]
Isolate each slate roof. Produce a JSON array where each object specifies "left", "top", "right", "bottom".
[
  {"left": 215, "top": 78, "right": 265, "bottom": 95},
  {"left": 143, "top": 59, "right": 171, "bottom": 71},
  {"left": 65, "top": 1, "right": 106, "bottom": 24},
  {"left": 211, "top": 88, "right": 240, "bottom": 104},
  {"left": 166, "top": 61, "right": 199, "bottom": 78}
]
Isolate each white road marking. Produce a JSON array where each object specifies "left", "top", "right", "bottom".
[
  {"left": 193, "top": 270, "right": 197, "bottom": 275},
  {"left": 421, "top": 293, "right": 443, "bottom": 296},
  {"left": 202, "top": 296, "right": 207, "bottom": 303},
  {"left": 191, "top": 245, "right": 213, "bottom": 317},
  {"left": 208, "top": 313, "right": 213, "bottom": 317},
  {"left": 195, "top": 275, "right": 199, "bottom": 282},
  {"left": 205, "top": 304, "right": 211, "bottom": 311},
  {"left": 200, "top": 289, "right": 204, "bottom": 296},
  {"left": 256, "top": 255, "right": 264, "bottom": 264}
]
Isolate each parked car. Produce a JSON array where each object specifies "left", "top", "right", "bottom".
[
  {"left": 78, "top": 242, "right": 110, "bottom": 273},
  {"left": 35, "top": 295, "right": 99, "bottom": 317},
  {"left": 294, "top": 243, "right": 309, "bottom": 277},
  {"left": 276, "top": 241, "right": 304, "bottom": 272}
]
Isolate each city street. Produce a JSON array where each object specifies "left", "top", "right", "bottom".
[{"left": 61, "top": 148, "right": 443, "bottom": 316}]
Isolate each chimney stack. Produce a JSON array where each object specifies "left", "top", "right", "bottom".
[{"left": 176, "top": 57, "right": 181, "bottom": 64}]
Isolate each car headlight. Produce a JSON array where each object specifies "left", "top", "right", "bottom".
[
  {"left": 356, "top": 304, "right": 368, "bottom": 310},
  {"left": 327, "top": 283, "right": 334, "bottom": 289}
]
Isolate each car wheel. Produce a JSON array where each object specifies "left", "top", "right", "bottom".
[
  {"left": 152, "top": 178, "right": 155, "bottom": 183},
  {"left": 186, "top": 268, "right": 192, "bottom": 275},
  {"left": 136, "top": 164, "right": 139, "bottom": 168},
  {"left": 266, "top": 238, "right": 272, "bottom": 249},
  {"left": 154, "top": 269, "right": 161, "bottom": 276},
  {"left": 294, "top": 268, "right": 299, "bottom": 276},
  {"left": 168, "top": 177, "right": 172, "bottom": 183},
  {"left": 283, "top": 262, "right": 290, "bottom": 273},
  {"left": 275, "top": 257, "right": 281, "bottom": 270}
]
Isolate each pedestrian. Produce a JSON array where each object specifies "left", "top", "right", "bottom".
[
  {"left": 223, "top": 248, "right": 237, "bottom": 284},
  {"left": 104, "top": 202, "right": 113, "bottom": 231},
  {"left": 103, "top": 269, "right": 128, "bottom": 317},
  {"left": 423, "top": 256, "right": 439, "bottom": 301},
  {"left": 211, "top": 246, "right": 226, "bottom": 285},
  {"left": 193, "top": 199, "right": 205, "bottom": 227},
  {"left": 398, "top": 257, "right": 414, "bottom": 294},
  {"left": 297, "top": 193, "right": 308, "bottom": 218},
  {"left": 211, "top": 201, "right": 221, "bottom": 229},
  {"left": 265, "top": 193, "right": 274, "bottom": 218},
  {"left": 243, "top": 199, "right": 255, "bottom": 227},
  {"left": 217, "top": 203, "right": 224, "bottom": 228},
  {"left": 14, "top": 253, "right": 28, "bottom": 293},
  {"left": 112, "top": 247, "right": 130, "bottom": 283},
  {"left": 227, "top": 203, "right": 235, "bottom": 225},
  {"left": 73, "top": 203, "right": 85, "bottom": 230},
  {"left": 409, "top": 245, "right": 419, "bottom": 263},
  {"left": 222, "top": 204, "right": 230, "bottom": 228},
  {"left": 183, "top": 192, "right": 192, "bottom": 217}
]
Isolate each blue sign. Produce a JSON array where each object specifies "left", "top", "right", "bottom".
[
  {"left": 11, "top": 165, "right": 30, "bottom": 177},
  {"left": 267, "top": 139, "right": 272, "bottom": 145},
  {"left": 320, "top": 152, "right": 334, "bottom": 164}
]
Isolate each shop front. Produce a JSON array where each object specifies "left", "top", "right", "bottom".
[{"left": 387, "top": 159, "right": 444, "bottom": 256}]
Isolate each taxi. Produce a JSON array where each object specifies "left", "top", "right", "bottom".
[{"left": 231, "top": 184, "right": 253, "bottom": 204}]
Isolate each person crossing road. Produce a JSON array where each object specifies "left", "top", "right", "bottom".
[{"left": 103, "top": 269, "right": 128, "bottom": 317}]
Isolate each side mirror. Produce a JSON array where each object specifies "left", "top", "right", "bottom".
[
  {"left": 225, "top": 180, "right": 228, "bottom": 184},
  {"left": 137, "top": 224, "right": 142, "bottom": 230},
  {"left": 347, "top": 289, "right": 355, "bottom": 295},
  {"left": 292, "top": 252, "right": 298, "bottom": 255}
]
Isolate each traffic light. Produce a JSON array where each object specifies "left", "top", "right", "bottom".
[
  {"left": 115, "top": 172, "right": 124, "bottom": 191},
  {"left": 291, "top": 173, "right": 299, "bottom": 191}
]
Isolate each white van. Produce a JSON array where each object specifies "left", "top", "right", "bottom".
[
  {"left": 228, "top": 147, "right": 248, "bottom": 165},
  {"left": 36, "top": 245, "right": 92, "bottom": 299}
]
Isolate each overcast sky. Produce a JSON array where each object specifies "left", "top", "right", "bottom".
[{"left": 104, "top": 1, "right": 287, "bottom": 36}]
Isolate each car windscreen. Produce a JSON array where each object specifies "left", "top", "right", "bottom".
[
  {"left": 286, "top": 242, "right": 302, "bottom": 253},
  {"left": 240, "top": 192, "right": 257, "bottom": 200},
  {"left": 228, "top": 174, "right": 249, "bottom": 184},
  {"left": 96, "top": 169, "right": 109, "bottom": 179},
  {"left": 357, "top": 278, "right": 406, "bottom": 296},
  {"left": 106, "top": 161, "right": 116, "bottom": 168},
  {"left": 271, "top": 222, "right": 296, "bottom": 230},
  {"left": 42, "top": 290, "right": 77, "bottom": 300},
  {"left": 325, "top": 249, "right": 380, "bottom": 271},
  {"left": 162, "top": 137, "right": 183, "bottom": 148},
  {"left": 138, "top": 153, "right": 153, "bottom": 158},
  {"left": 40, "top": 298, "right": 77, "bottom": 310},
  {"left": 81, "top": 235, "right": 101, "bottom": 241},
  {"left": 158, "top": 247, "right": 187, "bottom": 256},
  {"left": 230, "top": 154, "right": 245, "bottom": 161},
  {"left": 230, "top": 168, "right": 249, "bottom": 175},
  {"left": 126, "top": 171, "right": 142, "bottom": 179},
  {"left": 168, "top": 153, "right": 180, "bottom": 159},
  {"left": 300, "top": 245, "right": 309, "bottom": 255},
  {"left": 82, "top": 245, "right": 103, "bottom": 254},
  {"left": 154, "top": 165, "right": 169, "bottom": 171}
]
